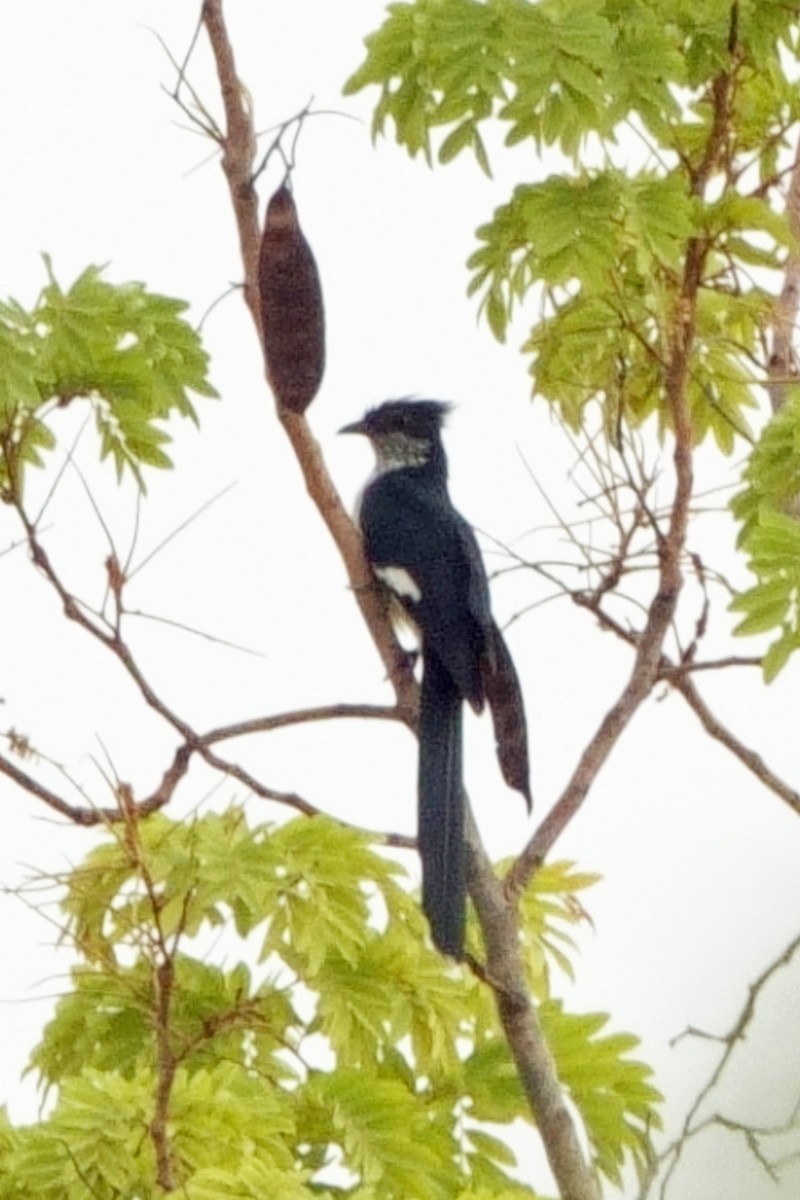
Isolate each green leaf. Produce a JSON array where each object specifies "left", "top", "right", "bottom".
[
  {"left": 485, "top": 285, "right": 508, "bottom": 342},
  {"left": 0, "top": 260, "right": 216, "bottom": 494},
  {"left": 733, "top": 600, "right": 794, "bottom": 638},
  {"left": 513, "top": 859, "right": 600, "bottom": 997},
  {"left": 731, "top": 390, "right": 800, "bottom": 674},
  {"left": 439, "top": 119, "right": 477, "bottom": 164},
  {"left": 463, "top": 1037, "right": 526, "bottom": 1125},
  {"left": 466, "top": 1128, "right": 518, "bottom": 1168},
  {"left": 347, "top": 0, "right": 800, "bottom": 476},
  {"left": 13, "top": 790, "right": 651, "bottom": 1197},
  {"left": 540, "top": 1001, "right": 662, "bottom": 1185},
  {"left": 312, "top": 1069, "right": 456, "bottom": 1198},
  {"left": 261, "top": 816, "right": 396, "bottom": 976},
  {"left": 761, "top": 626, "right": 798, "bottom": 682},
  {"left": 627, "top": 173, "right": 696, "bottom": 268}
]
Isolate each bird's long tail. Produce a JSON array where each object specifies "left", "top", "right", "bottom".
[
  {"left": 482, "top": 620, "right": 532, "bottom": 811},
  {"left": 418, "top": 651, "right": 465, "bottom": 958}
]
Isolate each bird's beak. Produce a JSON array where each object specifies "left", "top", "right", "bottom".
[{"left": 338, "top": 416, "right": 367, "bottom": 436}]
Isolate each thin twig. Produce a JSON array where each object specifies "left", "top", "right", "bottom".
[
  {"left": 557, "top": 577, "right": 799, "bottom": 821},
  {"left": 646, "top": 929, "right": 800, "bottom": 1199},
  {"left": 203, "top": 702, "right": 407, "bottom": 743},
  {"left": 127, "top": 481, "right": 237, "bottom": 580},
  {"left": 670, "top": 672, "right": 800, "bottom": 816}
]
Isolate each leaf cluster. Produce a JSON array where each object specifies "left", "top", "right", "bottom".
[
  {"left": 0, "top": 259, "right": 216, "bottom": 495},
  {"left": 0, "top": 810, "right": 660, "bottom": 1198},
  {"left": 346, "top": 0, "right": 800, "bottom": 189},
  {"left": 346, "top": 0, "right": 800, "bottom": 451},
  {"left": 730, "top": 390, "right": 800, "bottom": 679}
]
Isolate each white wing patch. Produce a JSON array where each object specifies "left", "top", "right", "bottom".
[{"left": 375, "top": 565, "right": 422, "bottom": 603}]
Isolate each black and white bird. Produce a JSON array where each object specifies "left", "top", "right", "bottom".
[{"left": 340, "top": 399, "right": 532, "bottom": 958}]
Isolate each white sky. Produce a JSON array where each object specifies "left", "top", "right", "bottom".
[{"left": 1, "top": 4, "right": 799, "bottom": 1197}]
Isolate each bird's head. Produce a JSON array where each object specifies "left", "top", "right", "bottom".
[{"left": 339, "top": 398, "right": 452, "bottom": 472}]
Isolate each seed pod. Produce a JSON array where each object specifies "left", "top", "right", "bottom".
[{"left": 258, "top": 185, "right": 325, "bottom": 414}]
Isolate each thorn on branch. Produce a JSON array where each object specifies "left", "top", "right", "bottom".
[{"left": 105, "top": 553, "right": 125, "bottom": 599}]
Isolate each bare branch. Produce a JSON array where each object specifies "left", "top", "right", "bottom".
[
  {"left": 125, "top": 608, "right": 264, "bottom": 657},
  {"left": 9, "top": 490, "right": 415, "bottom": 827},
  {"left": 34, "top": 413, "right": 92, "bottom": 527},
  {"left": 150, "top": 954, "right": 177, "bottom": 1190},
  {"left": 669, "top": 673, "right": 800, "bottom": 816},
  {"left": 645, "top": 929, "right": 800, "bottom": 1199},
  {"left": 127, "top": 481, "right": 237, "bottom": 581},
  {"left": 200, "top": 0, "right": 260, "bottom": 317},
  {"left": 551, "top": 577, "right": 800, "bottom": 825},
  {"left": 466, "top": 817, "right": 601, "bottom": 1200},
  {"left": 0, "top": 749, "right": 101, "bottom": 826},
  {"left": 200, "top": 0, "right": 418, "bottom": 718},
  {"left": 118, "top": 798, "right": 182, "bottom": 1192},
  {"left": 153, "top": 14, "right": 223, "bottom": 145},
  {"left": 203, "top": 702, "right": 408, "bottom": 744},
  {"left": 17, "top": 501, "right": 199, "bottom": 744}
]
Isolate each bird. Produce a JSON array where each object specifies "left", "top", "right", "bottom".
[{"left": 340, "top": 399, "right": 532, "bottom": 958}]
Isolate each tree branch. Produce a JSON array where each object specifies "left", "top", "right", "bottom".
[
  {"left": 508, "top": 24, "right": 746, "bottom": 890},
  {"left": 644, "top": 928, "right": 800, "bottom": 1199},
  {"left": 2, "top": 537, "right": 419, "bottom": 841},
  {"left": 200, "top": 0, "right": 259, "bottom": 320},
  {"left": 467, "top": 819, "right": 601, "bottom": 1200},
  {"left": 200, "top": 0, "right": 418, "bottom": 720},
  {"left": 202, "top": 702, "right": 407, "bottom": 743},
  {"left": 550, "top": 581, "right": 800, "bottom": 828},
  {"left": 200, "top": 6, "right": 600, "bottom": 1197},
  {"left": 121, "top": 799, "right": 183, "bottom": 1193},
  {"left": 668, "top": 673, "right": 800, "bottom": 816},
  {"left": 570, "top": 588, "right": 800, "bottom": 819},
  {"left": 0, "top": 750, "right": 104, "bottom": 826}
]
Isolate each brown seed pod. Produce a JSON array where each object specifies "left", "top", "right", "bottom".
[{"left": 258, "top": 185, "right": 325, "bottom": 414}]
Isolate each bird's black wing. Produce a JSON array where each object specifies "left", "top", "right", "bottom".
[
  {"left": 482, "top": 621, "right": 532, "bottom": 809},
  {"left": 360, "top": 469, "right": 491, "bottom": 708},
  {"left": 455, "top": 510, "right": 532, "bottom": 808}
]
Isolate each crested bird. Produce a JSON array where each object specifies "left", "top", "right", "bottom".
[{"left": 341, "top": 399, "right": 531, "bottom": 956}]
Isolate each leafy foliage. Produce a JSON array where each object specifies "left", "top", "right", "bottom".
[
  {"left": 347, "top": 0, "right": 800, "bottom": 667},
  {"left": 730, "top": 391, "right": 800, "bottom": 679},
  {"left": 0, "top": 258, "right": 216, "bottom": 495},
  {"left": 1, "top": 810, "right": 659, "bottom": 1197},
  {"left": 540, "top": 1003, "right": 661, "bottom": 1187},
  {"left": 513, "top": 859, "right": 602, "bottom": 998},
  {"left": 347, "top": 0, "right": 797, "bottom": 452}
]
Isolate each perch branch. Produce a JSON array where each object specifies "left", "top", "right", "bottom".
[
  {"left": 200, "top": 0, "right": 418, "bottom": 719},
  {"left": 645, "top": 929, "right": 800, "bottom": 1199},
  {"left": 201, "top": 3, "right": 598, "bottom": 1195}
]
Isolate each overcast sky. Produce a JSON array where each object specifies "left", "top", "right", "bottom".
[{"left": 1, "top": 4, "right": 799, "bottom": 1197}]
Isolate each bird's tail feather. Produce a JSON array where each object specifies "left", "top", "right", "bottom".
[
  {"left": 418, "top": 652, "right": 465, "bottom": 958},
  {"left": 482, "top": 621, "right": 533, "bottom": 811}
]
